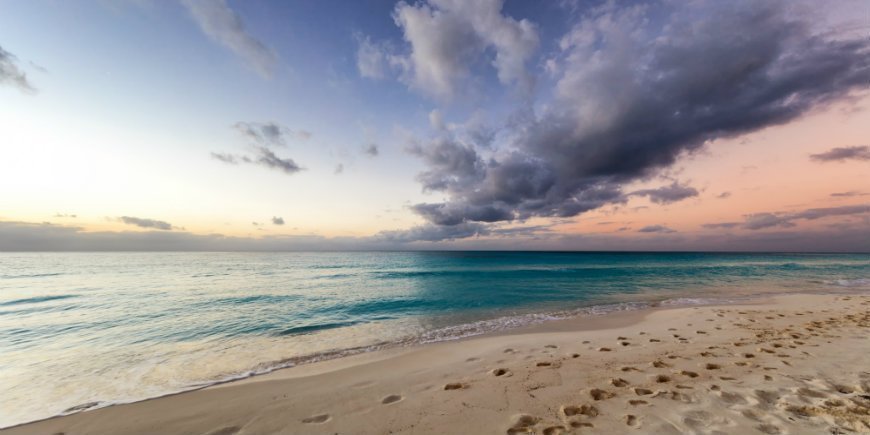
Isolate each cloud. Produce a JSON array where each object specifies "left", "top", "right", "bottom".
[
  {"left": 831, "top": 191, "right": 867, "bottom": 197},
  {"left": 210, "top": 152, "right": 243, "bottom": 164},
  {"left": 363, "top": 144, "right": 379, "bottom": 157},
  {"left": 373, "top": 222, "right": 490, "bottom": 242},
  {"left": 181, "top": 0, "right": 277, "bottom": 78},
  {"left": 119, "top": 216, "right": 174, "bottom": 231},
  {"left": 631, "top": 182, "right": 699, "bottom": 205},
  {"left": 251, "top": 146, "right": 302, "bottom": 174},
  {"left": 272, "top": 216, "right": 285, "bottom": 225},
  {"left": 704, "top": 204, "right": 870, "bottom": 230},
  {"left": 359, "top": 0, "right": 539, "bottom": 99},
  {"left": 717, "top": 192, "right": 732, "bottom": 199},
  {"left": 809, "top": 145, "right": 870, "bottom": 162},
  {"left": 234, "top": 122, "right": 310, "bottom": 147},
  {"left": 638, "top": 225, "right": 676, "bottom": 233},
  {"left": 334, "top": 163, "right": 344, "bottom": 174},
  {"left": 2, "top": 218, "right": 869, "bottom": 252},
  {"left": 0, "top": 45, "right": 36, "bottom": 93},
  {"left": 702, "top": 222, "right": 740, "bottom": 229},
  {"left": 212, "top": 122, "right": 307, "bottom": 175},
  {"left": 392, "top": 0, "right": 869, "bottom": 242},
  {"left": 53, "top": 213, "right": 77, "bottom": 218}
]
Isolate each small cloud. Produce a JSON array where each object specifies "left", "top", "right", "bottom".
[
  {"left": 181, "top": 0, "right": 277, "bottom": 78},
  {"left": 363, "top": 144, "right": 379, "bottom": 157},
  {"left": 637, "top": 225, "right": 676, "bottom": 233},
  {"left": 211, "top": 147, "right": 302, "bottom": 175},
  {"left": 334, "top": 163, "right": 344, "bottom": 174},
  {"left": 716, "top": 191, "right": 731, "bottom": 199},
  {"left": 53, "top": 213, "right": 77, "bottom": 218},
  {"left": 831, "top": 191, "right": 868, "bottom": 197},
  {"left": 234, "top": 121, "right": 310, "bottom": 147},
  {"left": 251, "top": 146, "right": 302, "bottom": 174},
  {"left": 0, "top": 45, "right": 36, "bottom": 93},
  {"left": 210, "top": 152, "right": 245, "bottom": 164},
  {"left": 702, "top": 222, "right": 740, "bottom": 229},
  {"left": 119, "top": 216, "right": 174, "bottom": 231},
  {"left": 272, "top": 216, "right": 285, "bottom": 225},
  {"left": 810, "top": 146, "right": 870, "bottom": 162},
  {"left": 631, "top": 182, "right": 699, "bottom": 204}
]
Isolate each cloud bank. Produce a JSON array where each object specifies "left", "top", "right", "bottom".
[{"left": 119, "top": 216, "right": 174, "bottom": 231}]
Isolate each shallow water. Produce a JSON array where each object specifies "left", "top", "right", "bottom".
[{"left": 0, "top": 251, "right": 868, "bottom": 427}]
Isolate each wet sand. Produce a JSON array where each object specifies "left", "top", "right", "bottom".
[{"left": 3, "top": 293, "right": 869, "bottom": 434}]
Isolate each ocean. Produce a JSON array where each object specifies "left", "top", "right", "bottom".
[{"left": 1, "top": 251, "right": 868, "bottom": 428}]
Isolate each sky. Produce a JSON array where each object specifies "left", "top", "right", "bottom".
[{"left": 0, "top": 0, "right": 869, "bottom": 251}]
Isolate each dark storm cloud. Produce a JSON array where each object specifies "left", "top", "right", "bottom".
[
  {"left": 0, "top": 45, "right": 36, "bottom": 93},
  {"left": 809, "top": 146, "right": 870, "bottom": 162},
  {"left": 398, "top": 0, "right": 870, "bottom": 241},
  {"left": 234, "top": 122, "right": 310, "bottom": 147},
  {"left": 119, "top": 216, "right": 174, "bottom": 231},
  {"left": 637, "top": 225, "right": 676, "bottom": 233},
  {"left": 272, "top": 216, "right": 285, "bottom": 225},
  {"left": 631, "top": 182, "right": 699, "bottom": 205}
]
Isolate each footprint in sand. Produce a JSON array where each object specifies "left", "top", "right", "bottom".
[
  {"left": 562, "top": 404, "right": 599, "bottom": 417},
  {"left": 545, "top": 344, "right": 558, "bottom": 349},
  {"left": 654, "top": 374, "right": 672, "bottom": 383},
  {"left": 381, "top": 394, "right": 403, "bottom": 404},
  {"left": 589, "top": 388, "right": 616, "bottom": 400},
  {"left": 536, "top": 362, "right": 554, "bottom": 367},
  {"left": 634, "top": 388, "right": 653, "bottom": 396},
  {"left": 611, "top": 378, "right": 630, "bottom": 387},
  {"left": 571, "top": 353, "right": 580, "bottom": 358},
  {"left": 542, "top": 425, "right": 567, "bottom": 435},
  {"left": 680, "top": 370, "right": 699, "bottom": 378},
  {"left": 301, "top": 414, "right": 330, "bottom": 424},
  {"left": 444, "top": 382, "right": 468, "bottom": 390},
  {"left": 598, "top": 347, "right": 612, "bottom": 352},
  {"left": 629, "top": 399, "right": 648, "bottom": 406},
  {"left": 492, "top": 368, "right": 512, "bottom": 377},
  {"left": 625, "top": 414, "right": 640, "bottom": 428},
  {"left": 704, "top": 363, "right": 721, "bottom": 370},
  {"left": 506, "top": 414, "right": 540, "bottom": 434},
  {"left": 651, "top": 360, "right": 671, "bottom": 368}
]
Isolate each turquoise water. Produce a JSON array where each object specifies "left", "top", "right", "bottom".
[{"left": 1, "top": 252, "right": 868, "bottom": 427}]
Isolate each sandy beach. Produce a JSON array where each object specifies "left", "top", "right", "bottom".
[{"left": 4, "top": 293, "right": 869, "bottom": 434}]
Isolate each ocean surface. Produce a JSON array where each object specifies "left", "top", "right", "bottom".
[{"left": 1, "top": 251, "right": 868, "bottom": 427}]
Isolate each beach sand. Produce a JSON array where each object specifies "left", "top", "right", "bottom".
[{"left": 4, "top": 293, "right": 869, "bottom": 434}]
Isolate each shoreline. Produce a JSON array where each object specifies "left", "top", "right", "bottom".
[
  {"left": 0, "top": 291, "right": 787, "bottom": 428},
  {"left": 3, "top": 292, "right": 869, "bottom": 434}
]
